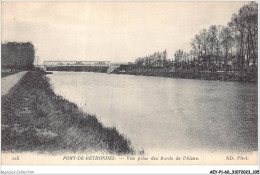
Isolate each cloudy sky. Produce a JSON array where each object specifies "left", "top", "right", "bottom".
[{"left": 2, "top": 1, "right": 248, "bottom": 64}]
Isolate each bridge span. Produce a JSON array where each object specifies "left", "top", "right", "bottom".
[{"left": 43, "top": 61, "right": 131, "bottom": 74}]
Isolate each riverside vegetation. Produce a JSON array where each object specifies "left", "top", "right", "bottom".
[
  {"left": 114, "top": 2, "right": 257, "bottom": 82},
  {"left": 1, "top": 71, "right": 133, "bottom": 154}
]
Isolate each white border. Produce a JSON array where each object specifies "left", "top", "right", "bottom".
[{"left": 0, "top": 0, "right": 259, "bottom": 174}]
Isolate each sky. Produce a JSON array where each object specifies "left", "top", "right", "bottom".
[{"left": 2, "top": 1, "right": 249, "bottom": 64}]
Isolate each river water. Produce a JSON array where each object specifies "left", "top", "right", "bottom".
[{"left": 48, "top": 71, "right": 257, "bottom": 154}]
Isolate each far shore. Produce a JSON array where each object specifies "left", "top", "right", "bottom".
[{"left": 111, "top": 66, "right": 258, "bottom": 83}]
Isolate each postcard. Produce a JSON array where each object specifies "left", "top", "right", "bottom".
[{"left": 1, "top": 1, "right": 258, "bottom": 167}]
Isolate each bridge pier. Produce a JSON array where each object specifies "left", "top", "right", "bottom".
[{"left": 107, "top": 65, "right": 120, "bottom": 74}]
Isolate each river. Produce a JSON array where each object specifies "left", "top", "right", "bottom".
[{"left": 47, "top": 71, "right": 257, "bottom": 154}]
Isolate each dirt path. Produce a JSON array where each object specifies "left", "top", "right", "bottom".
[{"left": 1, "top": 71, "right": 27, "bottom": 96}]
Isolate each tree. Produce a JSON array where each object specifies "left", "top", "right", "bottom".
[
  {"left": 174, "top": 49, "right": 184, "bottom": 62},
  {"left": 2, "top": 42, "right": 35, "bottom": 68},
  {"left": 162, "top": 50, "right": 168, "bottom": 67},
  {"left": 229, "top": 2, "right": 258, "bottom": 69},
  {"left": 220, "top": 26, "right": 233, "bottom": 71}
]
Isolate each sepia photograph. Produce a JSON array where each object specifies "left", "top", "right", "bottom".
[{"left": 1, "top": 0, "right": 258, "bottom": 169}]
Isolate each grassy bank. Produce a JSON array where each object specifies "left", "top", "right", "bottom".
[{"left": 1, "top": 71, "right": 133, "bottom": 154}]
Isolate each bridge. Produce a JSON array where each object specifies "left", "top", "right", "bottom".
[{"left": 43, "top": 61, "right": 131, "bottom": 73}]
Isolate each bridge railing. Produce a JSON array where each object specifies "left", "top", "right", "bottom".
[{"left": 43, "top": 61, "right": 111, "bottom": 67}]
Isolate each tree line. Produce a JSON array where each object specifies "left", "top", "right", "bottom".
[
  {"left": 135, "top": 50, "right": 171, "bottom": 67},
  {"left": 2, "top": 42, "right": 35, "bottom": 68},
  {"left": 188, "top": 1, "right": 257, "bottom": 71},
  {"left": 135, "top": 2, "right": 257, "bottom": 72}
]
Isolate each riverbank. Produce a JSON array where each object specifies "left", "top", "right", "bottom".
[
  {"left": 112, "top": 66, "right": 257, "bottom": 82},
  {"left": 1, "top": 71, "right": 133, "bottom": 154}
]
